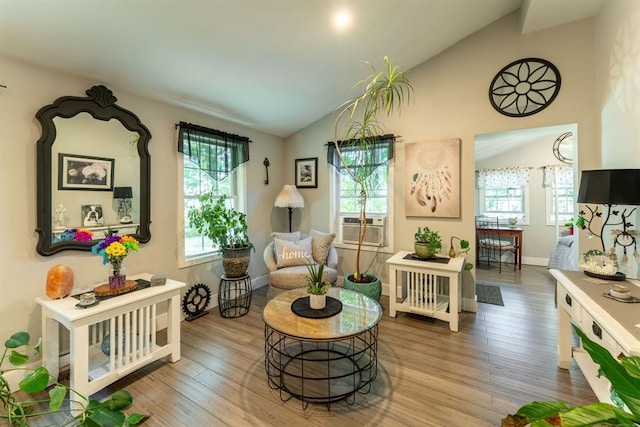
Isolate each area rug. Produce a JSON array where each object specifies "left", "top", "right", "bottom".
[{"left": 476, "top": 283, "right": 504, "bottom": 306}]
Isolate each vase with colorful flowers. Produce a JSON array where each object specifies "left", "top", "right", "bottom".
[{"left": 92, "top": 234, "right": 139, "bottom": 288}]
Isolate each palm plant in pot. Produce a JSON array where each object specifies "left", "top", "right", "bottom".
[
  {"left": 305, "top": 259, "right": 331, "bottom": 310},
  {"left": 187, "top": 193, "right": 253, "bottom": 278},
  {"left": 332, "top": 56, "right": 413, "bottom": 301}
]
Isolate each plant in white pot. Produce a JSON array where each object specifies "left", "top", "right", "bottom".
[
  {"left": 305, "top": 259, "right": 331, "bottom": 309},
  {"left": 187, "top": 193, "right": 253, "bottom": 278},
  {"left": 332, "top": 56, "right": 413, "bottom": 301}
]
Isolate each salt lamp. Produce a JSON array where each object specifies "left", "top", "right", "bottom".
[{"left": 46, "top": 264, "right": 74, "bottom": 299}]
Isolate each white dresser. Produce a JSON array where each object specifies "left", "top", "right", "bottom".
[{"left": 551, "top": 269, "right": 640, "bottom": 404}]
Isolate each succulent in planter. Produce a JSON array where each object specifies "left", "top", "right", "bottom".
[
  {"left": 414, "top": 226, "right": 442, "bottom": 259},
  {"left": 187, "top": 193, "right": 254, "bottom": 277},
  {"left": 305, "top": 259, "right": 331, "bottom": 309}
]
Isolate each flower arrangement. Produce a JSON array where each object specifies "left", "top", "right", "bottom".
[
  {"left": 55, "top": 228, "right": 94, "bottom": 242},
  {"left": 91, "top": 234, "right": 139, "bottom": 276}
]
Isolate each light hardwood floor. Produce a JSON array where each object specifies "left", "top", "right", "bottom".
[{"left": 37, "top": 265, "right": 596, "bottom": 427}]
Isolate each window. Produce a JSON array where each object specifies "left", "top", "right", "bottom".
[
  {"left": 327, "top": 135, "right": 395, "bottom": 249},
  {"left": 544, "top": 165, "right": 575, "bottom": 225},
  {"left": 476, "top": 168, "right": 531, "bottom": 224},
  {"left": 177, "top": 122, "right": 249, "bottom": 267}
]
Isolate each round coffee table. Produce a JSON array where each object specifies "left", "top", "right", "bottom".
[{"left": 262, "top": 287, "right": 382, "bottom": 408}]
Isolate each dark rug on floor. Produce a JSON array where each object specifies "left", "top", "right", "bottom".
[{"left": 476, "top": 283, "right": 504, "bottom": 306}]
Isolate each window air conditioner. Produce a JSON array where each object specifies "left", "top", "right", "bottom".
[{"left": 340, "top": 216, "right": 387, "bottom": 246}]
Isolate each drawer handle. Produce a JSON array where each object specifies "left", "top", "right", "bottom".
[
  {"left": 565, "top": 294, "right": 572, "bottom": 306},
  {"left": 592, "top": 321, "right": 602, "bottom": 339}
]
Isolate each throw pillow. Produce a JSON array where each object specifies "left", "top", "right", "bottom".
[
  {"left": 271, "top": 231, "right": 302, "bottom": 241},
  {"left": 310, "top": 229, "right": 336, "bottom": 263},
  {"left": 274, "top": 236, "right": 313, "bottom": 268}
]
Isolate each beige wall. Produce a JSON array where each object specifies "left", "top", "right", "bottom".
[
  {"left": 0, "top": 55, "right": 284, "bottom": 343},
  {"left": 285, "top": 12, "right": 598, "bottom": 308},
  {"left": 594, "top": 0, "right": 640, "bottom": 278}
]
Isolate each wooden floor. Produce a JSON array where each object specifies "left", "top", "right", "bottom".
[{"left": 37, "top": 265, "right": 596, "bottom": 426}]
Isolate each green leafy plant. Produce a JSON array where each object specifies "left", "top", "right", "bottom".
[
  {"left": 187, "top": 193, "right": 253, "bottom": 251},
  {"left": 332, "top": 56, "right": 413, "bottom": 283},
  {"left": 1, "top": 332, "right": 146, "bottom": 426},
  {"left": 502, "top": 325, "right": 640, "bottom": 426},
  {"left": 414, "top": 226, "right": 442, "bottom": 249},
  {"left": 305, "top": 259, "right": 331, "bottom": 295},
  {"left": 449, "top": 236, "right": 474, "bottom": 270}
]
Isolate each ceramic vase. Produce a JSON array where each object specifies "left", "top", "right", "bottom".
[
  {"left": 309, "top": 294, "right": 326, "bottom": 310},
  {"left": 108, "top": 264, "right": 127, "bottom": 289}
]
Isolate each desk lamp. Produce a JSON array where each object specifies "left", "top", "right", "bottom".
[
  {"left": 577, "top": 169, "right": 640, "bottom": 262},
  {"left": 274, "top": 185, "right": 304, "bottom": 232},
  {"left": 113, "top": 186, "right": 133, "bottom": 224}
]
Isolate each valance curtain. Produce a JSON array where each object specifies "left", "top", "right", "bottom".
[
  {"left": 542, "top": 164, "right": 573, "bottom": 187},
  {"left": 326, "top": 134, "right": 396, "bottom": 180},
  {"left": 177, "top": 121, "right": 250, "bottom": 181},
  {"left": 476, "top": 167, "right": 531, "bottom": 188}
]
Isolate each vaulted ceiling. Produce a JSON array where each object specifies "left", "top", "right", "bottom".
[{"left": 0, "top": 0, "right": 604, "bottom": 137}]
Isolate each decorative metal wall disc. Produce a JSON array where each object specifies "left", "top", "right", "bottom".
[{"left": 489, "top": 58, "right": 561, "bottom": 117}]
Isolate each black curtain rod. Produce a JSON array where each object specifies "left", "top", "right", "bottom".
[{"left": 175, "top": 121, "right": 252, "bottom": 143}]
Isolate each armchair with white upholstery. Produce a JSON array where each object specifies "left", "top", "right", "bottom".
[{"left": 263, "top": 230, "right": 338, "bottom": 298}]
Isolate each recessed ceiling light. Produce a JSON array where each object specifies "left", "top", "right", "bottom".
[{"left": 334, "top": 11, "right": 350, "bottom": 28}]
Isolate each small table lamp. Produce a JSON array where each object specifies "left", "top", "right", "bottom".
[
  {"left": 577, "top": 169, "right": 640, "bottom": 255},
  {"left": 275, "top": 185, "right": 304, "bottom": 232},
  {"left": 113, "top": 186, "right": 133, "bottom": 224}
]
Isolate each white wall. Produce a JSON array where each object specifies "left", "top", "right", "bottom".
[
  {"left": 594, "top": 0, "right": 640, "bottom": 278},
  {"left": 0, "top": 55, "right": 285, "bottom": 343},
  {"left": 285, "top": 12, "right": 599, "bottom": 308}
]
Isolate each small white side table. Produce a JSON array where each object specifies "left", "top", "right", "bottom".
[
  {"left": 36, "top": 273, "right": 185, "bottom": 412},
  {"left": 386, "top": 251, "right": 464, "bottom": 331}
]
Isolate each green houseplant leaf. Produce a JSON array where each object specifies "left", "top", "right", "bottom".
[
  {"left": 502, "top": 325, "right": 640, "bottom": 426},
  {"left": 5, "top": 331, "right": 30, "bottom": 348},
  {"left": 19, "top": 366, "right": 50, "bottom": 393}
]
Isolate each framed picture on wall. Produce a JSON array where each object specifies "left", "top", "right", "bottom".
[
  {"left": 58, "top": 153, "right": 115, "bottom": 191},
  {"left": 80, "top": 204, "right": 104, "bottom": 227},
  {"left": 405, "top": 138, "right": 461, "bottom": 218},
  {"left": 295, "top": 157, "right": 318, "bottom": 188}
]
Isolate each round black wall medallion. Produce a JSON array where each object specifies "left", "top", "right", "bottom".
[{"left": 489, "top": 58, "right": 561, "bottom": 117}]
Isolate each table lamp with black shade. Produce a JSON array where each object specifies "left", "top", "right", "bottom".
[
  {"left": 577, "top": 169, "right": 640, "bottom": 267},
  {"left": 113, "top": 186, "right": 133, "bottom": 224},
  {"left": 274, "top": 185, "right": 304, "bottom": 232}
]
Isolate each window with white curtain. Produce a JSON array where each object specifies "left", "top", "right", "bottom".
[
  {"left": 476, "top": 167, "right": 531, "bottom": 224},
  {"left": 543, "top": 165, "right": 575, "bottom": 226}
]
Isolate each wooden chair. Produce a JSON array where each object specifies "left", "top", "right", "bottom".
[{"left": 476, "top": 216, "right": 516, "bottom": 273}]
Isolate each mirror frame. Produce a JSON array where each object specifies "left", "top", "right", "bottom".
[{"left": 36, "top": 85, "right": 152, "bottom": 256}]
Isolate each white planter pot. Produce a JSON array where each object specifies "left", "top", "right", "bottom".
[{"left": 309, "top": 294, "right": 326, "bottom": 310}]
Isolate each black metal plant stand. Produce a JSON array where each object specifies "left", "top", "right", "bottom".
[{"left": 218, "top": 274, "right": 252, "bottom": 318}]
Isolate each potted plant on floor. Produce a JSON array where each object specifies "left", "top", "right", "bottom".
[
  {"left": 1, "top": 331, "right": 146, "bottom": 426},
  {"left": 414, "top": 226, "right": 442, "bottom": 259},
  {"left": 332, "top": 56, "right": 413, "bottom": 301},
  {"left": 502, "top": 325, "right": 640, "bottom": 426},
  {"left": 305, "top": 259, "right": 331, "bottom": 310},
  {"left": 188, "top": 193, "right": 254, "bottom": 278}
]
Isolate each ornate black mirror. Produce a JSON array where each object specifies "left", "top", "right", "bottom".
[{"left": 36, "top": 85, "right": 151, "bottom": 256}]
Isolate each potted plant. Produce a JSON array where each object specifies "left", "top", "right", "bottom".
[
  {"left": 305, "top": 259, "right": 331, "bottom": 310},
  {"left": 414, "top": 226, "right": 442, "bottom": 259},
  {"left": 332, "top": 56, "right": 413, "bottom": 301},
  {"left": 1, "top": 331, "right": 146, "bottom": 426},
  {"left": 449, "top": 236, "right": 474, "bottom": 270},
  {"left": 187, "top": 193, "right": 253, "bottom": 278},
  {"left": 502, "top": 325, "right": 640, "bottom": 426}
]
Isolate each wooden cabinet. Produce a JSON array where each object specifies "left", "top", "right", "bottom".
[
  {"left": 387, "top": 251, "right": 464, "bottom": 332},
  {"left": 37, "top": 274, "right": 185, "bottom": 412},
  {"left": 552, "top": 269, "right": 640, "bottom": 404}
]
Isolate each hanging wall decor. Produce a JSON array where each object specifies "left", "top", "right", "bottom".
[
  {"left": 405, "top": 138, "right": 461, "bottom": 218},
  {"left": 489, "top": 58, "right": 561, "bottom": 117}
]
